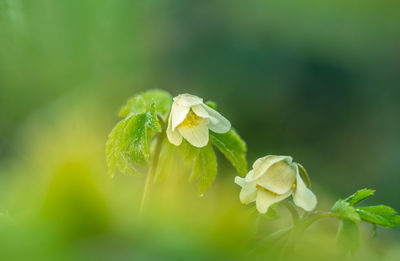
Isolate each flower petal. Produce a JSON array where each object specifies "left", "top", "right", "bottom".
[
  {"left": 177, "top": 118, "right": 209, "bottom": 148},
  {"left": 167, "top": 110, "right": 183, "bottom": 146},
  {"left": 191, "top": 104, "right": 209, "bottom": 118},
  {"left": 171, "top": 103, "right": 190, "bottom": 130},
  {"left": 235, "top": 176, "right": 257, "bottom": 204},
  {"left": 256, "top": 158, "right": 297, "bottom": 195},
  {"left": 246, "top": 155, "right": 292, "bottom": 182},
  {"left": 256, "top": 190, "right": 291, "bottom": 214},
  {"left": 174, "top": 94, "right": 203, "bottom": 107},
  {"left": 202, "top": 105, "right": 231, "bottom": 133},
  {"left": 234, "top": 176, "right": 246, "bottom": 187},
  {"left": 293, "top": 170, "right": 317, "bottom": 212}
]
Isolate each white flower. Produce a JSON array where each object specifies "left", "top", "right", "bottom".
[
  {"left": 235, "top": 155, "right": 317, "bottom": 214},
  {"left": 167, "top": 94, "right": 231, "bottom": 148}
]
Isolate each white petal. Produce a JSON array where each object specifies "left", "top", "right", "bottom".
[
  {"left": 256, "top": 190, "right": 291, "bottom": 214},
  {"left": 234, "top": 176, "right": 246, "bottom": 187},
  {"left": 191, "top": 104, "right": 209, "bottom": 118},
  {"left": 293, "top": 170, "right": 317, "bottom": 212},
  {"left": 235, "top": 177, "right": 257, "bottom": 204},
  {"left": 202, "top": 105, "right": 231, "bottom": 133},
  {"left": 177, "top": 118, "right": 209, "bottom": 148},
  {"left": 167, "top": 110, "right": 183, "bottom": 146},
  {"left": 256, "top": 158, "right": 297, "bottom": 195},
  {"left": 174, "top": 94, "right": 203, "bottom": 107},
  {"left": 171, "top": 103, "right": 190, "bottom": 130},
  {"left": 246, "top": 155, "right": 291, "bottom": 182}
]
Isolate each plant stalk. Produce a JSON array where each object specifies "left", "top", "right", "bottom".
[{"left": 139, "top": 130, "right": 165, "bottom": 215}]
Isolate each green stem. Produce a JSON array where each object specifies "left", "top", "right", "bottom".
[
  {"left": 281, "top": 201, "right": 300, "bottom": 225},
  {"left": 274, "top": 211, "right": 334, "bottom": 260},
  {"left": 139, "top": 130, "right": 165, "bottom": 215}
]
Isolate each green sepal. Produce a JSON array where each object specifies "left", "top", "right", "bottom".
[
  {"left": 106, "top": 102, "right": 161, "bottom": 177},
  {"left": 331, "top": 200, "right": 361, "bottom": 222},
  {"left": 296, "top": 163, "right": 311, "bottom": 188},
  {"left": 119, "top": 89, "right": 172, "bottom": 122}
]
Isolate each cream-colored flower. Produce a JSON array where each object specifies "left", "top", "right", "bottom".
[
  {"left": 235, "top": 155, "right": 317, "bottom": 214},
  {"left": 167, "top": 94, "right": 231, "bottom": 148}
]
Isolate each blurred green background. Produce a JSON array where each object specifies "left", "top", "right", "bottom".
[{"left": 1, "top": 0, "right": 400, "bottom": 260}]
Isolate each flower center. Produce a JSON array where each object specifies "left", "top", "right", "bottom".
[{"left": 178, "top": 109, "right": 202, "bottom": 128}]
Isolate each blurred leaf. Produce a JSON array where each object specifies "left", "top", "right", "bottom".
[
  {"left": 119, "top": 89, "right": 172, "bottom": 121},
  {"left": 179, "top": 140, "right": 201, "bottom": 167},
  {"left": 336, "top": 219, "right": 360, "bottom": 256},
  {"left": 190, "top": 143, "right": 217, "bottom": 195},
  {"left": 356, "top": 205, "right": 400, "bottom": 228},
  {"left": 106, "top": 103, "right": 161, "bottom": 177},
  {"left": 210, "top": 130, "right": 247, "bottom": 176},
  {"left": 345, "top": 188, "right": 375, "bottom": 206},
  {"left": 331, "top": 200, "right": 361, "bottom": 222},
  {"left": 154, "top": 138, "right": 182, "bottom": 183}
]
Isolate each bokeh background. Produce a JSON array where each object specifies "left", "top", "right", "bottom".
[{"left": 1, "top": 0, "right": 400, "bottom": 260}]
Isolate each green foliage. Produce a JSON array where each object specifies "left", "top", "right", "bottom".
[
  {"left": 345, "top": 188, "right": 375, "bottom": 206},
  {"left": 336, "top": 219, "right": 360, "bottom": 256},
  {"left": 210, "top": 130, "right": 247, "bottom": 176},
  {"left": 179, "top": 142, "right": 217, "bottom": 195},
  {"left": 154, "top": 138, "right": 181, "bottom": 183},
  {"left": 356, "top": 205, "right": 400, "bottom": 228},
  {"left": 119, "top": 89, "right": 172, "bottom": 121},
  {"left": 106, "top": 102, "right": 161, "bottom": 177},
  {"left": 331, "top": 200, "right": 361, "bottom": 222}
]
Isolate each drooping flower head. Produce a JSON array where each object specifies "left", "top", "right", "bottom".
[
  {"left": 167, "top": 94, "right": 231, "bottom": 148},
  {"left": 235, "top": 155, "right": 317, "bottom": 214}
]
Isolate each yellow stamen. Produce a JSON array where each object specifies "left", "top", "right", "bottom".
[
  {"left": 256, "top": 184, "right": 279, "bottom": 196},
  {"left": 292, "top": 183, "right": 296, "bottom": 189},
  {"left": 178, "top": 109, "right": 202, "bottom": 128}
]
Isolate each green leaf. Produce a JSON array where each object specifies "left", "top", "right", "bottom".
[
  {"left": 356, "top": 205, "right": 400, "bottom": 228},
  {"left": 190, "top": 143, "right": 217, "bottom": 195},
  {"left": 345, "top": 188, "right": 375, "bottom": 206},
  {"left": 204, "top": 100, "right": 248, "bottom": 176},
  {"left": 119, "top": 89, "right": 172, "bottom": 121},
  {"left": 210, "top": 129, "right": 247, "bottom": 176},
  {"left": 154, "top": 138, "right": 183, "bottom": 183},
  {"left": 331, "top": 200, "right": 361, "bottom": 222},
  {"left": 179, "top": 140, "right": 201, "bottom": 167},
  {"left": 106, "top": 103, "right": 161, "bottom": 177},
  {"left": 336, "top": 219, "right": 360, "bottom": 256}
]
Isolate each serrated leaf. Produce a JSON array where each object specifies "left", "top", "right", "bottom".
[
  {"left": 106, "top": 105, "right": 161, "bottom": 177},
  {"left": 356, "top": 205, "right": 400, "bottom": 228},
  {"left": 210, "top": 129, "right": 247, "bottom": 176},
  {"left": 119, "top": 89, "right": 172, "bottom": 121},
  {"left": 331, "top": 200, "right": 361, "bottom": 222},
  {"left": 336, "top": 219, "right": 360, "bottom": 256},
  {"left": 190, "top": 143, "right": 217, "bottom": 195},
  {"left": 345, "top": 188, "right": 375, "bottom": 206}
]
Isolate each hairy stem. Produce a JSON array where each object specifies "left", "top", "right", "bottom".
[{"left": 139, "top": 130, "right": 165, "bottom": 215}]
